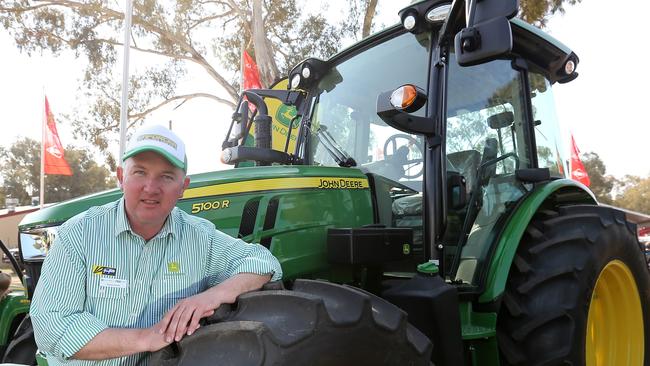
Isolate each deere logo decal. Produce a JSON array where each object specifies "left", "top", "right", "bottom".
[
  {"left": 167, "top": 262, "right": 181, "bottom": 273},
  {"left": 317, "top": 178, "right": 366, "bottom": 189},
  {"left": 275, "top": 104, "right": 298, "bottom": 128},
  {"left": 402, "top": 244, "right": 411, "bottom": 255},
  {"left": 92, "top": 265, "right": 117, "bottom": 276}
]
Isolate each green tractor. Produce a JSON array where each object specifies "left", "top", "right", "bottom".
[
  {"left": 3, "top": 0, "right": 649, "bottom": 364},
  {"left": 0, "top": 241, "right": 31, "bottom": 364}
]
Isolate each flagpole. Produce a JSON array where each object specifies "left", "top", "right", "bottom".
[
  {"left": 240, "top": 37, "right": 244, "bottom": 95},
  {"left": 40, "top": 91, "right": 45, "bottom": 208},
  {"left": 118, "top": 0, "right": 133, "bottom": 167}
]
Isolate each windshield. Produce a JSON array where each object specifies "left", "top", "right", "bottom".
[{"left": 309, "top": 31, "right": 431, "bottom": 191}]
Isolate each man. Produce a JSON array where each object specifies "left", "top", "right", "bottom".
[{"left": 31, "top": 124, "right": 282, "bottom": 365}]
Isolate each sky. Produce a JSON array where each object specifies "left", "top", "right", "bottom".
[{"left": 1, "top": 0, "right": 648, "bottom": 179}]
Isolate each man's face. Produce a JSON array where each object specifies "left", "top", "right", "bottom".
[{"left": 117, "top": 151, "right": 189, "bottom": 234}]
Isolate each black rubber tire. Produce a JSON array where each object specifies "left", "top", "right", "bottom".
[
  {"left": 497, "top": 205, "right": 650, "bottom": 366},
  {"left": 151, "top": 279, "right": 433, "bottom": 365},
  {"left": 2, "top": 314, "right": 37, "bottom": 365}
]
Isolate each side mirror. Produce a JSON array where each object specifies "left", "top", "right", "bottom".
[
  {"left": 454, "top": 0, "right": 518, "bottom": 66},
  {"left": 455, "top": 16, "right": 513, "bottom": 66},
  {"left": 487, "top": 111, "right": 514, "bottom": 129}
]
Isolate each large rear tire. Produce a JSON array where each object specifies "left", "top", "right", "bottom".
[
  {"left": 498, "top": 205, "right": 650, "bottom": 366},
  {"left": 151, "top": 279, "right": 432, "bottom": 365},
  {"left": 2, "top": 315, "right": 37, "bottom": 365}
]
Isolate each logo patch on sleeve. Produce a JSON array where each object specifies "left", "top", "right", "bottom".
[{"left": 92, "top": 265, "right": 117, "bottom": 276}]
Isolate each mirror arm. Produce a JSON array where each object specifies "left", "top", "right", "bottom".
[
  {"left": 376, "top": 91, "right": 435, "bottom": 135},
  {"left": 466, "top": 0, "right": 478, "bottom": 27}
]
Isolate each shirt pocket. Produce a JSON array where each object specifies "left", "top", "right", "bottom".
[{"left": 86, "top": 277, "right": 130, "bottom": 326}]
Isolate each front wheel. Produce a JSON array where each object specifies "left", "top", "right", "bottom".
[
  {"left": 2, "top": 315, "right": 37, "bottom": 365},
  {"left": 151, "top": 279, "right": 432, "bottom": 365},
  {"left": 498, "top": 205, "right": 650, "bottom": 366}
]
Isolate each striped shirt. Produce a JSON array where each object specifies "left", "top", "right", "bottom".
[{"left": 30, "top": 198, "right": 282, "bottom": 366}]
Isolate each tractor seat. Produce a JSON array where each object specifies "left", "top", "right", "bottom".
[
  {"left": 447, "top": 149, "right": 481, "bottom": 195},
  {"left": 391, "top": 149, "right": 482, "bottom": 217}
]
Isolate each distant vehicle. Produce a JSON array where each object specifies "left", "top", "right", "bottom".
[
  {"left": 1, "top": 248, "right": 20, "bottom": 265},
  {"left": 640, "top": 227, "right": 650, "bottom": 267}
]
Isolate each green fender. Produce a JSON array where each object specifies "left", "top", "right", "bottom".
[
  {"left": 479, "top": 179, "right": 597, "bottom": 304},
  {"left": 0, "top": 290, "right": 30, "bottom": 346}
]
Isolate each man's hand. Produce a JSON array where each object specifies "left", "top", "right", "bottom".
[
  {"left": 141, "top": 320, "right": 175, "bottom": 353},
  {"left": 158, "top": 272, "right": 272, "bottom": 343},
  {"left": 159, "top": 290, "right": 220, "bottom": 343}
]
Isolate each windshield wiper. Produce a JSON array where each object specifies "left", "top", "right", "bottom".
[{"left": 317, "top": 125, "right": 357, "bottom": 167}]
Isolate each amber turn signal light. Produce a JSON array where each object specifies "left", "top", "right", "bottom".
[{"left": 389, "top": 84, "right": 426, "bottom": 113}]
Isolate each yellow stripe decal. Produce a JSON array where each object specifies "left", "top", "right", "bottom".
[{"left": 183, "top": 177, "right": 369, "bottom": 199}]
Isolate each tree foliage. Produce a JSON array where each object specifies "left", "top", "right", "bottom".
[
  {"left": 0, "top": 137, "right": 116, "bottom": 206},
  {"left": 581, "top": 151, "right": 650, "bottom": 214},
  {"left": 519, "top": 0, "right": 582, "bottom": 27},
  {"left": 615, "top": 175, "right": 650, "bottom": 214},
  {"left": 0, "top": 0, "right": 371, "bottom": 154},
  {"left": 582, "top": 151, "right": 617, "bottom": 205},
  {"left": 0, "top": 0, "right": 581, "bottom": 154}
]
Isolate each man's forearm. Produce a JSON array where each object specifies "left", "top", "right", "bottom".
[
  {"left": 73, "top": 274, "right": 272, "bottom": 359},
  {"left": 72, "top": 327, "right": 168, "bottom": 360},
  {"left": 206, "top": 272, "right": 272, "bottom": 303}
]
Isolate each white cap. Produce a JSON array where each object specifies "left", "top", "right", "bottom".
[{"left": 122, "top": 125, "right": 187, "bottom": 171}]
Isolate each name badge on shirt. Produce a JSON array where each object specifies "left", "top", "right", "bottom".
[{"left": 99, "top": 277, "right": 128, "bottom": 289}]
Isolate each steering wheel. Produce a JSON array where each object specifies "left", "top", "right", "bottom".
[{"left": 383, "top": 134, "right": 424, "bottom": 179}]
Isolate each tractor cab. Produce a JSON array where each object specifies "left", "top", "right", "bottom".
[{"left": 222, "top": 0, "right": 573, "bottom": 290}]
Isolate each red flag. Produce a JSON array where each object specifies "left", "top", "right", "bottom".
[
  {"left": 570, "top": 133, "right": 590, "bottom": 187},
  {"left": 242, "top": 50, "right": 262, "bottom": 91},
  {"left": 43, "top": 96, "right": 73, "bottom": 176},
  {"left": 242, "top": 50, "right": 262, "bottom": 115}
]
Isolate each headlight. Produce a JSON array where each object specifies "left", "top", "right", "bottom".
[
  {"left": 19, "top": 226, "right": 60, "bottom": 262},
  {"left": 403, "top": 14, "right": 416, "bottom": 30},
  {"left": 301, "top": 66, "right": 311, "bottom": 79},
  {"left": 290, "top": 73, "right": 301, "bottom": 89}
]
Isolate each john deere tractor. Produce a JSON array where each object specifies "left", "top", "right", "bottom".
[{"left": 4, "top": 0, "right": 649, "bottom": 365}]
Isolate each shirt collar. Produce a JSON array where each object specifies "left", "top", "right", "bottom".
[
  {"left": 156, "top": 208, "right": 179, "bottom": 239},
  {"left": 114, "top": 197, "right": 179, "bottom": 240},
  {"left": 114, "top": 198, "right": 131, "bottom": 237}
]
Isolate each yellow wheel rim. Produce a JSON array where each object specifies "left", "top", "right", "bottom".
[{"left": 586, "top": 260, "right": 645, "bottom": 365}]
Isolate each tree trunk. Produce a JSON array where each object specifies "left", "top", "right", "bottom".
[
  {"left": 251, "top": 0, "right": 280, "bottom": 87},
  {"left": 362, "top": 0, "right": 378, "bottom": 38}
]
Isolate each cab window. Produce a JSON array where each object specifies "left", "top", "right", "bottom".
[{"left": 444, "top": 51, "right": 530, "bottom": 284}]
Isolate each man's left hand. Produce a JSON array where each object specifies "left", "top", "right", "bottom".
[{"left": 159, "top": 290, "right": 221, "bottom": 342}]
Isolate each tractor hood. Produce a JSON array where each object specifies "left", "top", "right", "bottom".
[{"left": 19, "top": 165, "right": 370, "bottom": 230}]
